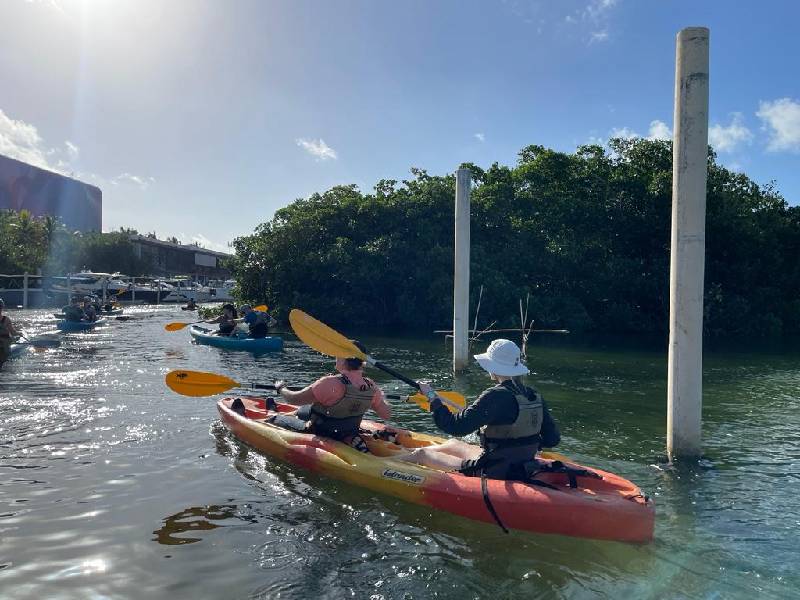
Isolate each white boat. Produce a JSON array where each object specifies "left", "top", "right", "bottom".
[
  {"left": 207, "top": 279, "right": 235, "bottom": 302},
  {"left": 48, "top": 272, "right": 164, "bottom": 303},
  {"left": 159, "top": 278, "right": 212, "bottom": 303}
]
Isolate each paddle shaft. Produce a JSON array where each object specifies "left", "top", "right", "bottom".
[
  {"left": 250, "top": 381, "right": 409, "bottom": 401},
  {"left": 368, "top": 359, "right": 420, "bottom": 390}
]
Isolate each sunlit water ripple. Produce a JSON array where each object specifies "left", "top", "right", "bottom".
[{"left": 1, "top": 307, "right": 799, "bottom": 599}]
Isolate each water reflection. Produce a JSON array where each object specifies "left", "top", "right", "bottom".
[
  {"left": 153, "top": 505, "right": 241, "bottom": 545},
  {"left": 3, "top": 308, "right": 800, "bottom": 598}
]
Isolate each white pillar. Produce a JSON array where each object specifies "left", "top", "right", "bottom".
[
  {"left": 22, "top": 273, "right": 29, "bottom": 309},
  {"left": 453, "top": 168, "right": 472, "bottom": 372},
  {"left": 667, "top": 27, "right": 709, "bottom": 460}
]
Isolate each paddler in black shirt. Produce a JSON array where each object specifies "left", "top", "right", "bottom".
[{"left": 398, "top": 339, "right": 560, "bottom": 481}]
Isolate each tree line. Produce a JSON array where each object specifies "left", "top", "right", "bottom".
[
  {"left": 0, "top": 213, "right": 153, "bottom": 276},
  {"left": 231, "top": 138, "right": 800, "bottom": 338}
]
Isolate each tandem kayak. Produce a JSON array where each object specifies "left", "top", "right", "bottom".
[
  {"left": 217, "top": 397, "right": 655, "bottom": 543},
  {"left": 57, "top": 319, "right": 106, "bottom": 331},
  {"left": 189, "top": 325, "right": 283, "bottom": 352}
]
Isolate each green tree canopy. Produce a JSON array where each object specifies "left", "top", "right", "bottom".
[{"left": 231, "top": 138, "right": 799, "bottom": 338}]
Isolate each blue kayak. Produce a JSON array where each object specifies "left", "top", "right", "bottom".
[
  {"left": 189, "top": 325, "right": 283, "bottom": 352},
  {"left": 8, "top": 343, "right": 30, "bottom": 360},
  {"left": 57, "top": 318, "right": 106, "bottom": 331}
]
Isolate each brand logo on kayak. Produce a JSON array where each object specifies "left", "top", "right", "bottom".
[{"left": 381, "top": 469, "right": 424, "bottom": 485}]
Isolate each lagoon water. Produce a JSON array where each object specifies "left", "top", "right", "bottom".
[{"left": 1, "top": 306, "right": 799, "bottom": 599}]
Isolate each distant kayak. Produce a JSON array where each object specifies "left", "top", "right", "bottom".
[
  {"left": 181, "top": 306, "right": 197, "bottom": 311},
  {"left": 189, "top": 325, "right": 282, "bottom": 352},
  {"left": 8, "top": 343, "right": 30, "bottom": 360},
  {"left": 218, "top": 397, "right": 655, "bottom": 543},
  {"left": 53, "top": 308, "right": 122, "bottom": 319},
  {"left": 57, "top": 319, "right": 106, "bottom": 331}
]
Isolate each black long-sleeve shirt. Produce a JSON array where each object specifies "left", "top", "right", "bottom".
[{"left": 430, "top": 380, "right": 561, "bottom": 448}]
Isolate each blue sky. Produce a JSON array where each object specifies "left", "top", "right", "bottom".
[{"left": 1, "top": 0, "right": 798, "bottom": 252}]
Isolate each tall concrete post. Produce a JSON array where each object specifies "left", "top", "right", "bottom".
[
  {"left": 667, "top": 27, "right": 709, "bottom": 460},
  {"left": 453, "top": 168, "right": 472, "bottom": 372},
  {"left": 22, "top": 273, "right": 29, "bottom": 309}
]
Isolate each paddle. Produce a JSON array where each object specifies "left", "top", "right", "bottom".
[
  {"left": 164, "top": 369, "right": 463, "bottom": 414},
  {"left": 164, "top": 305, "right": 270, "bottom": 332},
  {"left": 288, "top": 309, "right": 466, "bottom": 413}
]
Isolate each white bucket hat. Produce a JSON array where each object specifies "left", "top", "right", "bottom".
[{"left": 474, "top": 339, "right": 530, "bottom": 376}]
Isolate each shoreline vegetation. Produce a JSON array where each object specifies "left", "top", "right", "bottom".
[
  {"left": 230, "top": 138, "right": 799, "bottom": 338},
  {"left": 4, "top": 138, "right": 798, "bottom": 339},
  {"left": 0, "top": 217, "right": 156, "bottom": 277}
]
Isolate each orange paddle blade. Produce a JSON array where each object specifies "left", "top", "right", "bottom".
[
  {"left": 165, "top": 322, "right": 194, "bottom": 331},
  {"left": 165, "top": 370, "right": 240, "bottom": 397}
]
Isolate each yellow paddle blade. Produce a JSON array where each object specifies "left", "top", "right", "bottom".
[
  {"left": 408, "top": 391, "right": 466, "bottom": 414},
  {"left": 289, "top": 309, "right": 365, "bottom": 359},
  {"left": 165, "top": 370, "right": 240, "bottom": 397},
  {"left": 164, "top": 322, "right": 193, "bottom": 331},
  {"left": 539, "top": 450, "right": 573, "bottom": 463},
  {"left": 254, "top": 305, "right": 268, "bottom": 312}
]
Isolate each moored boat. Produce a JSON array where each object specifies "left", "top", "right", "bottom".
[
  {"left": 217, "top": 396, "right": 655, "bottom": 543},
  {"left": 189, "top": 325, "right": 282, "bottom": 352}
]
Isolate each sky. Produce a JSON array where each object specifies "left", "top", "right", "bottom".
[{"left": 1, "top": 0, "right": 799, "bottom": 252}]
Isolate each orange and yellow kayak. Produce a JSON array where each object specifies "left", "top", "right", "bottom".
[{"left": 218, "top": 397, "right": 655, "bottom": 543}]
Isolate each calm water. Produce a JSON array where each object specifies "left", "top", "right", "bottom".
[{"left": 1, "top": 307, "right": 799, "bottom": 599}]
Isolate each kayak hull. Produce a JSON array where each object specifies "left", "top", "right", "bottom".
[
  {"left": 57, "top": 318, "right": 106, "bottom": 331},
  {"left": 217, "top": 397, "right": 655, "bottom": 543},
  {"left": 53, "top": 309, "right": 122, "bottom": 318},
  {"left": 8, "top": 343, "right": 30, "bottom": 359},
  {"left": 189, "top": 325, "right": 282, "bottom": 352}
]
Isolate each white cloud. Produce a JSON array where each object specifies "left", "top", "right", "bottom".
[
  {"left": 178, "top": 233, "right": 230, "bottom": 253},
  {"left": 708, "top": 113, "right": 752, "bottom": 153},
  {"left": 589, "top": 30, "right": 609, "bottom": 44},
  {"left": 756, "top": 98, "right": 800, "bottom": 152},
  {"left": 112, "top": 172, "right": 154, "bottom": 189},
  {"left": 296, "top": 138, "right": 338, "bottom": 161},
  {"left": 64, "top": 140, "right": 79, "bottom": 161},
  {"left": 647, "top": 120, "right": 672, "bottom": 140},
  {"left": 609, "top": 126, "right": 639, "bottom": 140},
  {"left": 0, "top": 107, "right": 55, "bottom": 171},
  {"left": 474, "top": 133, "right": 485, "bottom": 142},
  {"left": 583, "top": 0, "right": 617, "bottom": 20}
]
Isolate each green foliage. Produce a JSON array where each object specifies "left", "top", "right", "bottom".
[
  {"left": 228, "top": 138, "right": 798, "bottom": 337},
  {"left": 0, "top": 211, "right": 152, "bottom": 276}
]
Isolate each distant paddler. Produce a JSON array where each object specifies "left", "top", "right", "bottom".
[
  {"left": 82, "top": 297, "right": 98, "bottom": 322},
  {"left": 0, "top": 298, "right": 20, "bottom": 367},
  {"left": 239, "top": 304, "right": 276, "bottom": 339},
  {"left": 183, "top": 298, "right": 198, "bottom": 311},
  {"left": 61, "top": 297, "right": 87, "bottom": 322},
  {"left": 202, "top": 303, "right": 237, "bottom": 336}
]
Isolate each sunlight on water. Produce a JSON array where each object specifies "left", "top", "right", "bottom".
[{"left": 1, "top": 307, "right": 799, "bottom": 598}]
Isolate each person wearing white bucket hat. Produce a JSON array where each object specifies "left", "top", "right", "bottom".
[{"left": 397, "top": 339, "right": 560, "bottom": 480}]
